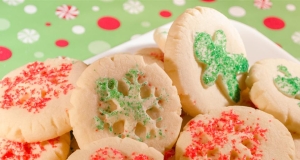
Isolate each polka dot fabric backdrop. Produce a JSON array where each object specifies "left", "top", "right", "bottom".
[{"left": 0, "top": 0, "right": 300, "bottom": 78}]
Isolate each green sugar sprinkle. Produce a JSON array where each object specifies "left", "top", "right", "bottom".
[
  {"left": 194, "top": 30, "right": 249, "bottom": 103},
  {"left": 94, "top": 68, "right": 165, "bottom": 139},
  {"left": 274, "top": 65, "right": 300, "bottom": 102}
]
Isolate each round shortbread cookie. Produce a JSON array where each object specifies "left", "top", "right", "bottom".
[
  {"left": 67, "top": 137, "right": 163, "bottom": 160},
  {"left": 135, "top": 47, "right": 164, "bottom": 69},
  {"left": 176, "top": 106, "right": 295, "bottom": 159},
  {"left": 292, "top": 133, "right": 300, "bottom": 159},
  {"left": 164, "top": 6, "right": 248, "bottom": 116},
  {"left": 69, "top": 54, "right": 182, "bottom": 152},
  {"left": 153, "top": 27, "right": 169, "bottom": 53},
  {"left": 0, "top": 133, "right": 70, "bottom": 160},
  {"left": 0, "top": 58, "right": 87, "bottom": 142},
  {"left": 246, "top": 58, "right": 300, "bottom": 134}
]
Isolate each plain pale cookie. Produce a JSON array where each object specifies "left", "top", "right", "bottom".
[
  {"left": 0, "top": 58, "right": 87, "bottom": 142},
  {"left": 246, "top": 58, "right": 300, "bottom": 134},
  {"left": 153, "top": 27, "right": 169, "bottom": 53},
  {"left": 67, "top": 137, "right": 163, "bottom": 160},
  {"left": 176, "top": 106, "right": 295, "bottom": 159},
  {"left": 164, "top": 6, "right": 248, "bottom": 117},
  {"left": 135, "top": 47, "right": 164, "bottom": 69},
  {"left": 292, "top": 133, "right": 300, "bottom": 159},
  {"left": 69, "top": 54, "right": 182, "bottom": 152},
  {"left": 0, "top": 133, "right": 70, "bottom": 160}
]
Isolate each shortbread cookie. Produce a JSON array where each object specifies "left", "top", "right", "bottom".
[
  {"left": 69, "top": 54, "right": 182, "bottom": 152},
  {"left": 0, "top": 133, "right": 70, "bottom": 160},
  {"left": 67, "top": 137, "right": 163, "bottom": 160},
  {"left": 153, "top": 27, "right": 169, "bottom": 53},
  {"left": 135, "top": 47, "right": 164, "bottom": 69},
  {"left": 164, "top": 6, "right": 248, "bottom": 116},
  {"left": 176, "top": 106, "right": 295, "bottom": 159},
  {"left": 246, "top": 58, "right": 300, "bottom": 134},
  {"left": 0, "top": 58, "right": 87, "bottom": 142},
  {"left": 292, "top": 133, "right": 300, "bottom": 160}
]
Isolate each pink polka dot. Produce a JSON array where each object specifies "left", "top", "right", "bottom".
[
  {"left": 201, "top": 0, "right": 216, "bottom": 2},
  {"left": 263, "top": 17, "right": 285, "bottom": 30},
  {"left": 0, "top": 46, "right": 12, "bottom": 61},
  {"left": 97, "top": 16, "right": 120, "bottom": 30},
  {"left": 160, "top": 10, "right": 172, "bottom": 18},
  {"left": 55, "top": 39, "right": 69, "bottom": 47}
]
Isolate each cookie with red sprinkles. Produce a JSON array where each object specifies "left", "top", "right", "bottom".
[
  {"left": 135, "top": 47, "right": 164, "bottom": 69},
  {"left": 69, "top": 54, "right": 182, "bottom": 153},
  {"left": 176, "top": 106, "right": 295, "bottom": 159},
  {"left": 67, "top": 137, "right": 163, "bottom": 160},
  {"left": 0, "top": 57, "right": 87, "bottom": 142},
  {"left": 0, "top": 133, "right": 70, "bottom": 160}
]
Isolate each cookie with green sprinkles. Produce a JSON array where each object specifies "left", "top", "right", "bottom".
[
  {"left": 69, "top": 54, "right": 182, "bottom": 153},
  {"left": 0, "top": 57, "right": 87, "bottom": 143},
  {"left": 67, "top": 137, "right": 163, "bottom": 160},
  {"left": 0, "top": 133, "right": 70, "bottom": 160},
  {"left": 246, "top": 58, "right": 300, "bottom": 134},
  {"left": 164, "top": 6, "right": 249, "bottom": 117},
  {"left": 176, "top": 106, "right": 295, "bottom": 159}
]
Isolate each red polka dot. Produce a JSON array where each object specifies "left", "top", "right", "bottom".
[
  {"left": 55, "top": 39, "right": 69, "bottom": 47},
  {"left": 0, "top": 46, "right": 12, "bottom": 61},
  {"left": 97, "top": 16, "right": 120, "bottom": 30},
  {"left": 201, "top": 0, "right": 216, "bottom": 2},
  {"left": 45, "top": 22, "right": 51, "bottom": 26},
  {"left": 263, "top": 17, "right": 285, "bottom": 30},
  {"left": 160, "top": 10, "right": 172, "bottom": 18}
]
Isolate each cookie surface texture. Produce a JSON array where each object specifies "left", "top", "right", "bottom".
[
  {"left": 0, "top": 58, "right": 87, "bottom": 142},
  {"left": 69, "top": 54, "right": 182, "bottom": 152},
  {"left": 176, "top": 106, "right": 295, "bottom": 159},
  {"left": 153, "top": 27, "right": 169, "bottom": 53},
  {"left": 135, "top": 47, "right": 164, "bottom": 69},
  {"left": 0, "top": 133, "right": 70, "bottom": 160},
  {"left": 246, "top": 58, "right": 300, "bottom": 134},
  {"left": 67, "top": 137, "right": 163, "bottom": 160},
  {"left": 164, "top": 6, "right": 248, "bottom": 116}
]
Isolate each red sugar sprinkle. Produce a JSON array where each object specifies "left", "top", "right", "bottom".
[
  {"left": 90, "top": 147, "right": 127, "bottom": 160},
  {"left": 164, "top": 148, "right": 175, "bottom": 160},
  {"left": 132, "top": 152, "right": 152, "bottom": 160},
  {"left": 0, "top": 62, "right": 74, "bottom": 113},
  {"left": 149, "top": 52, "right": 164, "bottom": 62},
  {"left": 0, "top": 137, "right": 59, "bottom": 159},
  {"left": 184, "top": 110, "right": 267, "bottom": 159}
]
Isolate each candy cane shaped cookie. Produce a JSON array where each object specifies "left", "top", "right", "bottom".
[
  {"left": 176, "top": 106, "right": 295, "bottom": 159},
  {"left": 69, "top": 54, "right": 182, "bottom": 152},
  {"left": 0, "top": 58, "right": 87, "bottom": 142}
]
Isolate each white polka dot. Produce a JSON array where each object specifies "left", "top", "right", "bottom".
[
  {"left": 286, "top": 4, "right": 296, "bottom": 11},
  {"left": 141, "top": 21, "right": 150, "bottom": 27},
  {"left": 173, "top": 0, "right": 185, "bottom": 6},
  {"left": 229, "top": 6, "right": 246, "bottom": 17},
  {"left": 92, "top": 6, "right": 100, "bottom": 11},
  {"left": 72, "top": 25, "right": 85, "bottom": 34},
  {"left": 34, "top": 51, "right": 44, "bottom": 58},
  {"left": 88, "top": 41, "right": 111, "bottom": 54},
  {"left": 0, "top": 18, "right": 10, "bottom": 31},
  {"left": 131, "top": 34, "right": 141, "bottom": 40},
  {"left": 24, "top": 5, "right": 37, "bottom": 14}
]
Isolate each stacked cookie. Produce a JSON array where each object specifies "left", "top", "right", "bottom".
[{"left": 0, "top": 57, "right": 87, "bottom": 159}]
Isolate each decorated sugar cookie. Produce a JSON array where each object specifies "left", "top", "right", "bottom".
[
  {"left": 246, "top": 58, "right": 300, "bottom": 134},
  {"left": 67, "top": 137, "right": 163, "bottom": 160},
  {"left": 0, "top": 58, "right": 87, "bottom": 142},
  {"left": 176, "top": 106, "right": 295, "bottom": 159},
  {"left": 69, "top": 54, "right": 182, "bottom": 152},
  {"left": 0, "top": 133, "right": 70, "bottom": 160},
  {"left": 292, "top": 133, "right": 300, "bottom": 159},
  {"left": 135, "top": 47, "right": 164, "bottom": 69},
  {"left": 153, "top": 27, "right": 169, "bottom": 53},
  {"left": 164, "top": 6, "right": 248, "bottom": 116}
]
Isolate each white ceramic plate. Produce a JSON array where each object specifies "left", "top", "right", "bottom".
[{"left": 84, "top": 20, "right": 299, "bottom": 65}]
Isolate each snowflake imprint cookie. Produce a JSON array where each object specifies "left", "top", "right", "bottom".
[
  {"left": 176, "top": 106, "right": 295, "bottom": 159},
  {"left": 164, "top": 6, "right": 248, "bottom": 116},
  {"left": 69, "top": 54, "right": 182, "bottom": 153},
  {"left": 246, "top": 58, "right": 300, "bottom": 134},
  {"left": 0, "top": 58, "right": 87, "bottom": 142},
  {"left": 67, "top": 137, "right": 163, "bottom": 160}
]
